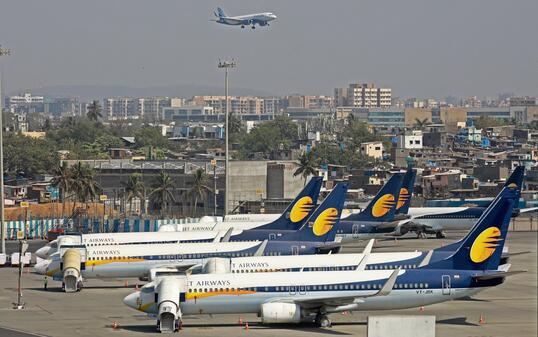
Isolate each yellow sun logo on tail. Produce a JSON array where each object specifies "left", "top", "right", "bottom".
[
  {"left": 470, "top": 227, "right": 502, "bottom": 263},
  {"left": 289, "top": 196, "right": 314, "bottom": 222},
  {"left": 397, "top": 188, "right": 409, "bottom": 210},
  {"left": 372, "top": 194, "right": 396, "bottom": 217},
  {"left": 312, "top": 207, "right": 339, "bottom": 236}
]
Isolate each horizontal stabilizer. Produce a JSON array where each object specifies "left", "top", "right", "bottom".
[{"left": 472, "top": 270, "right": 526, "bottom": 281}]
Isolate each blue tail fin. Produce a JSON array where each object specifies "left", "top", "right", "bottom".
[
  {"left": 215, "top": 7, "right": 227, "bottom": 18},
  {"left": 345, "top": 173, "right": 404, "bottom": 222},
  {"left": 425, "top": 185, "right": 518, "bottom": 270},
  {"left": 257, "top": 177, "right": 323, "bottom": 230},
  {"left": 280, "top": 183, "right": 348, "bottom": 242},
  {"left": 505, "top": 166, "right": 524, "bottom": 201},
  {"left": 395, "top": 169, "right": 416, "bottom": 215}
]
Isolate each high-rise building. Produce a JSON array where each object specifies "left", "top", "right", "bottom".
[
  {"left": 103, "top": 97, "right": 172, "bottom": 120},
  {"left": 191, "top": 96, "right": 265, "bottom": 115},
  {"left": 347, "top": 83, "right": 392, "bottom": 108},
  {"left": 8, "top": 93, "right": 44, "bottom": 113}
]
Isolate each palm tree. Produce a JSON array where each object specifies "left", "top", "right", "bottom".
[
  {"left": 188, "top": 168, "right": 212, "bottom": 217},
  {"left": 69, "top": 162, "right": 101, "bottom": 216},
  {"left": 50, "top": 162, "right": 73, "bottom": 218},
  {"left": 123, "top": 173, "right": 145, "bottom": 216},
  {"left": 149, "top": 171, "right": 175, "bottom": 218},
  {"left": 87, "top": 100, "right": 103, "bottom": 122},
  {"left": 414, "top": 118, "right": 429, "bottom": 130},
  {"left": 294, "top": 151, "right": 318, "bottom": 185}
]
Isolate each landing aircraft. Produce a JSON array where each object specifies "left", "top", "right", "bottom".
[
  {"left": 212, "top": 7, "right": 277, "bottom": 29},
  {"left": 123, "top": 185, "right": 522, "bottom": 332}
]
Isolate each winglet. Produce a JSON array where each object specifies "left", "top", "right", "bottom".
[
  {"left": 417, "top": 250, "right": 433, "bottom": 268},
  {"left": 356, "top": 239, "right": 375, "bottom": 271},
  {"left": 219, "top": 227, "right": 234, "bottom": 243},
  {"left": 254, "top": 240, "right": 268, "bottom": 256},
  {"left": 375, "top": 269, "right": 400, "bottom": 297}
]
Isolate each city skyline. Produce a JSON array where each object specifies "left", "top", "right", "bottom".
[{"left": 1, "top": 0, "right": 537, "bottom": 99}]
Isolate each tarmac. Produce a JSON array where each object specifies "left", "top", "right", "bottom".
[{"left": 0, "top": 231, "right": 536, "bottom": 337}]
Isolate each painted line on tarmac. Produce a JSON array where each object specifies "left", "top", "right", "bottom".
[{"left": 0, "top": 326, "right": 50, "bottom": 337}]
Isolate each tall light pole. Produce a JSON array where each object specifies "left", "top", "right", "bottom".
[
  {"left": 217, "top": 59, "right": 236, "bottom": 216},
  {"left": 0, "top": 45, "right": 11, "bottom": 255}
]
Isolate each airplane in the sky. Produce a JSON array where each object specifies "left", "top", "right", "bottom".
[
  {"left": 212, "top": 7, "right": 277, "bottom": 29},
  {"left": 123, "top": 185, "right": 522, "bottom": 332}
]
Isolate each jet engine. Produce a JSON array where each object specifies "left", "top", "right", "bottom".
[
  {"left": 156, "top": 277, "right": 184, "bottom": 333},
  {"left": 202, "top": 258, "right": 231, "bottom": 274},
  {"left": 62, "top": 249, "right": 82, "bottom": 292},
  {"left": 260, "top": 303, "right": 303, "bottom": 323}
]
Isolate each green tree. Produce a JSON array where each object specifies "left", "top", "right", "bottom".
[
  {"left": 123, "top": 173, "right": 145, "bottom": 216},
  {"left": 239, "top": 116, "right": 299, "bottom": 157},
  {"left": 188, "top": 168, "right": 212, "bottom": 216},
  {"left": 149, "top": 171, "right": 175, "bottom": 218},
  {"left": 134, "top": 126, "right": 169, "bottom": 149},
  {"left": 50, "top": 162, "right": 73, "bottom": 218},
  {"left": 69, "top": 162, "right": 101, "bottom": 216},
  {"left": 294, "top": 151, "right": 319, "bottom": 185},
  {"left": 87, "top": 100, "right": 103, "bottom": 121},
  {"left": 3, "top": 133, "right": 59, "bottom": 176}
]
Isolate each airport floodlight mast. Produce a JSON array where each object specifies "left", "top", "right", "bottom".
[
  {"left": 0, "top": 45, "right": 11, "bottom": 255},
  {"left": 217, "top": 59, "right": 236, "bottom": 216}
]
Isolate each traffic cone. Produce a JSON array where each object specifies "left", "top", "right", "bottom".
[
  {"left": 479, "top": 315, "right": 485, "bottom": 324},
  {"left": 112, "top": 321, "right": 119, "bottom": 329},
  {"left": 124, "top": 280, "right": 128, "bottom": 288},
  {"left": 238, "top": 316, "right": 243, "bottom": 325},
  {"left": 244, "top": 322, "right": 249, "bottom": 331},
  {"left": 419, "top": 306, "right": 424, "bottom": 312}
]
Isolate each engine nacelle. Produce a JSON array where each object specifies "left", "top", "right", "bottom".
[
  {"left": 260, "top": 303, "right": 302, "bottom": 324},
  {"left": 203, "top": 258, "right": 231, "bottom": 274},
  {"left": 62, "top": 249, "right": 82, "bottom": 292},
  {"left": 156, "top": 277, "right": 183, "bottom": 333}
]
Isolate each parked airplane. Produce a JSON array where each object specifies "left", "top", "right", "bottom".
[
  {"left": 35, "top": 184, "right": 348, "bottom": 292},
  {"left": 398, "top": 166, "right": 531, "bottom": 238},
  {"left": 35, "top": 177, "right": 324, "bottom": 259},
  {"left": 212, "top": 7, "right": 277, "bottom": 29},
  {"left": 123, "top": 185, "right": 521, "bottom": 332}
]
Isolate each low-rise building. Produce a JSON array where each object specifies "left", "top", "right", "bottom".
[{"left": 360, "top": 141, "right": 384, "bottom": 159}]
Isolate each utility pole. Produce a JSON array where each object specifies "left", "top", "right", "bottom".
[
  {"left": 0, "top": 45, "right": 11, "bottom": 255},
  {"left": 217, "top": 59, "right": 236, "bottom": 216}
]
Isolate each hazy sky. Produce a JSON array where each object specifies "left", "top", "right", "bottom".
[{"left": 1, "top": 0, "right": 537, "bottom": 98}]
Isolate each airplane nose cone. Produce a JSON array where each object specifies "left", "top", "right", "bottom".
[
  {"left": 123, "top": 292, "right": 140, "bottom": 310},
  {"left": 33, "top": 260, "right": 50, "bottom": 275},
  {"left": 35, "top": 246, "right": 52, "bottom": 259}
]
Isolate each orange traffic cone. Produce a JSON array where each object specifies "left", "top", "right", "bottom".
[
  {"left": 244, "top": 322, "right": 249, "bottom": 331},
  {"left": 479, "top": 315, "right": 485, "bottom": 324}
]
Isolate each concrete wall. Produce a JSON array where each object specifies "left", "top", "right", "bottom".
[
  {"left": 439, "top": 107, "right": 467, "bottom": 133},
  {"left": 368, "top": 315, "right": 435, "bottom": 337},
  {"left": 228, "top": 161, "right": 267, "bottom": 212},
  {"left": 404, "top": 108, "right": 432, "bottom": 126}
]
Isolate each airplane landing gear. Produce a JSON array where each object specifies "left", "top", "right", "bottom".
[
  {"left": 251, "top": 25, "right": 256, "bottom": 29},
  {"left": 241, "top": 25, "right": 245, "bottom": 28},
  {"left": 316, "top": 314, "right": 332, "bottom": 328},
  {"left": 416, "top": 232, "right": 428, "bottom": 239},
  {"left": 436, "top": 231, "right": 446, "bottom": 239}
]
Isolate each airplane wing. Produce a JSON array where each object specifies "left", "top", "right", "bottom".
[
  {"left": 519, "top": 207, "right": 538, "bottom": 214},
  {"left": 267, "top": 269, "right": 400, "bottom": 309},
  {"left": 149, "top": 264, "right": 201, "bottom": 280}
]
